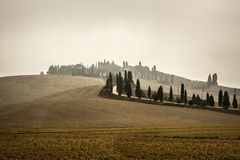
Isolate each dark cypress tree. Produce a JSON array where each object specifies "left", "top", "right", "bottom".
[
  {"left": 157, "top": 86, "right": 163, "bottom": 102},
  {"left": 218, "top": 89, "right": 223, "bottom": 107},
  {"left": 206, "top": 93, "right": 209, "bottom": 105},
  {"left": 128, "top": 71, "right": 133, "bottom": 84},
  {"left": 126, "top": 81, "right": 132, "bottom": 98},
  {"left": 223, "top": 91, "right": 230, "bottom": 109},
  {"left": 117, "top": 72, "right": 123, "bottom": 96},
  {"left": 192, "top": 93, "right": 196, "bottom": 104},
  {"left": 196, "top": 94, "right": 201, "bottom": 105},
  {"left": 153, "top": 93, "right": 158, "bottom": 101},
  {"left": 124, "top": 70, "right": 128, "bottom": 84},
  {"left": 184, "top": 90, "right": 187, "bottom": 104},
  {"left": 105, "top": 77, "right": 110, "bottom": 89},
  {"left": 180, "top": 83, "right": 185, "bottom": 103},
  {"left": 109, "top": 72, "right": 113, "bottom": 94},
  {"left": 207, "top": 74, "right": 212, "bottom": 87},
  {"left": 209, "top": 95, "right": 215, "bottom": 106},
  {"left": 116, "top": 73, "right": 119, "bottom": 94},
  {"left": 169, "top": 86, "right": 173, "bottom": 101},
  {"left": 232, "top": 94, "right": 238, "bottom": 109},
  {"left": 135, "top": 79, "right": 141, "bottom": 99},
  {"left": 148, "top": 86, "right": 151, "bottom": 100}
]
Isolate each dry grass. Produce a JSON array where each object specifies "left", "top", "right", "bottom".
[
  {"left": 0, "top": 75, "right": 240, "bottom": 159},
  {"left": 0, "top": 84, "right": 240, "bottom": 128},
  {"left": 0, "top": 75, "right": 104, "bottom": 105},
  {"left": 0, "top": 127, "right": 240, "bottom": 160},
  {"left": 0, "top": 75, "right": 239, "bottom": 129}
]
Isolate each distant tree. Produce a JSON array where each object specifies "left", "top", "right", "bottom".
[
  {"left": 207, "top": 74, "right": 212, "bottom": 87},
  {"left": 188, "top": 93, "right": 194, "bottom": 105},
  {"left": 135, "top": 79, "right": 141, "bottom": 99},
  {"left": 105, "top": 76, "right": 110, "bottom": 88},
  {"left": 116, "top": 74, "right": 119, "bottom": 92},
  {"left": 206, "top": 93, "right": 209, "bottom": 105},
  {"left": 209, "top": 95, "right": 215, "bottom": 106},
  {"left": 232, "top": 94, "right": 238, "bottom": 109},
  {"left": 218, "top": 89, "right": 223, "bottom": 107},
  {"left": 126, "top": 81, "right": 132, "bottom": 98},
  {"left": 196, "top": 94, "right": 201, "bottom": 105},
  {"left": 180, "top": 83, "right": 185, "bottom": 103},
  {"left": 169, "top": 86, "right": 173, "bottom": 101},
  {"left": 152, "top": 93, "right": 158, "bottom": 101},
  {"left": 128, "top": 71, "right": 133, "bottom": 84},
  {"left": 212, "top": 73, "right": 218, "bottom": 86},
  {"left": 117, "top": 72, "right": 123, "bottom": 96},
  {"left": 223, "top": 91, "right": 230, "bottom": 109},
  {"left": 103, "top": 72, "right": 113, "bottom": 95},
  {"left": 184, "top": 90, "right": 187, "bottom": 104},
  {"left": 192, "top": 93, "right": 196, "bottom": 104},
  {"left": 157, "top": 86, "right": 163, "bottom": 102},
  {"left": 124, "top": 70, "right": 128, "bottom": 84},
  {"left": 109, "top": 72, "right": 113, "bottom": 93},
  {"left": 148, "top": 86, "right": 151, "bottom": 100}
]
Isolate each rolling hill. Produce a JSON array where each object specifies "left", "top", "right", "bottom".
[
  {"left": 0, "top": 75, "right": 104, "bottom": 105},
  {"left": 0, "top": 75, "right": 239, "bottom": 128}
]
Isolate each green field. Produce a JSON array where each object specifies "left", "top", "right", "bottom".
[{"left": 1, "top": 126, "right": 240, "bottom": 160}]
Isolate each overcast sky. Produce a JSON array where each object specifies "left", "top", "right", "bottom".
[{"left": 0, "top": 0, "right": 240, "bottom": 87}]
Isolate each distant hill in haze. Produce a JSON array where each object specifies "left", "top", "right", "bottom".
[{"left": 46, "top": 60, "right": 239, "bottom": 100}]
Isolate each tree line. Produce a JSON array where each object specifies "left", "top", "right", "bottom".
[{"left": 104, "top": 71, "right": 238, "bottom": 109}]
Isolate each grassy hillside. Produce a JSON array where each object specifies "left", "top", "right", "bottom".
[
  {"left": 0, "top": 75, "right": 240, "bottom": 159},
  {"left": 0, "top": 75, "right": 104, "bottom": 105},
  {"left": 0, "top": 83, "right": 239, "bottom": 128},
  {"left": 139, "top": 78, "right": 240, "bottom": 105}
]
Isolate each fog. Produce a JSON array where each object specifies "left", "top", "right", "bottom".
[{"left": 0, "top": 0, "right": 240, "bottom": 88}]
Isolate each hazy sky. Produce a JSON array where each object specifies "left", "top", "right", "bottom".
[{"left": 0, "top": 0, "right": 240, "bottom": 87}]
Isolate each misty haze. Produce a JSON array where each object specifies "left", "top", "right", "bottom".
[{"left": 0, "top": 0, "right": 240, "bottom": 159}]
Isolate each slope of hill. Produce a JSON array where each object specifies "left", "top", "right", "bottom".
[
  {"left": 139, "top": 78, "right": 240, "bottom": 105},
  {"left": 0, "top": 81, "right": 239, "bottom": 128},
  {"left": 0, "top": 75, "right": 104, "bottom": 105}
]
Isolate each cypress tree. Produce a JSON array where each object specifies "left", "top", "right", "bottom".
[
  {"left": 135, "top": 79, "right": 141, "bottom": 99},
  {"left": 232, "top": 94, "right": 238, "bottom": 109},
  {"left": 128, "top": 71, "right": 133, "bottom": 84},
  {"left": 206, "top": 93, "right": 209, "bottom": 105},
  {"left": 116, "top": 74, "right": 119, "bottom": 94},
  {"left": 218, "top": 89, "right": 223, "bottom": 107},
  {"left": 207, "top": 74, "right": 212, "bottom": 87},
  {"left": 109, "top": 72, "right": 113, "bottom": 93},
  {"left": 124, "top": 70, "right": 127, "bottom": 84},
  {"left": 148, "top": 86, "right": 151, "bottom": 100},
  {"left": 192, "top": 93, "right": 196, "bottom": 104},
  {"left": 223, "top": 91, "right": 230, "bottom": 109},
  {"left": 153, "top": 92, "right": 158, "bottom": 101},
  {"left": 126, "top": 81, "right": 132, "bottom": 98},
  {"left": 180, "top": 83, "right": 185, "bottom": 103},
  {"left": 184, "top": 90, "right": 187, "bottom": 104},
  {"left": 196, "top": 94, "right": 201, "bottom": 105},
  {"left": 105, "top": 77, "right": 110, "bottom": 89},
  {"left": 117, "top": 72, "right": 123, "bottom": 96},
  {"left": 158, "top": 86, "right": 163, "bottom": 102},
  {"left": 169, "top": 86, "right": 173, "bottom": 101},
  {"left": 209, "top": 95, "right": 215, "bottom": 106}
]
